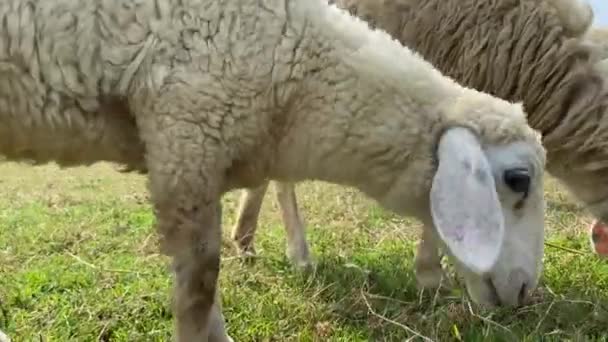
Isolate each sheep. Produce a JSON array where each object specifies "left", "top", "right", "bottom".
[
  {"left": 232, "top": 0, "right": 608, "bottom": 291},
  {"left": 229, "top": 0, "right": 596, "bottom": 264},
  {"left": 380, "top": 0, "right": 608, "bottom": 270},
  {"left": 1, "top": 0, "right": 547, "bottom": 339}
]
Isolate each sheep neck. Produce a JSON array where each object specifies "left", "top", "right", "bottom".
[{"left": 533, "top": 64, "right": 608, "bottom": 208}]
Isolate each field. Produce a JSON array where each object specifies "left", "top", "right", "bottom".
[{"left": 0, "top": 162, "right": 607, "bottom": 341}]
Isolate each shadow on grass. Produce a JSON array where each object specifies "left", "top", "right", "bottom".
[{"left": 271, "top": 248, "right": 608, "bottom": 341}]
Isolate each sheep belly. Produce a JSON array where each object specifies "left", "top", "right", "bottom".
[
  {"left": 0, "top": 0, "right": 291, "bottom": 174},
  {"left": 0, "top": 0, "right": 155, "bottom": 168}
]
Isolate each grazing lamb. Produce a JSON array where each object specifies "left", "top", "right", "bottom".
[
  {"left": 233, "top": 0, "right": 608, "bottom": 290},
  {"left": 230, "top": 0, "right": 597, "bottom": 269},
  {"left": 1, "top": 0, "right": 547, "bottom": 339}
]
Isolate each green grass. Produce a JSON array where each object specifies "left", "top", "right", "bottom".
[{"left": 0, "top": 162, "right": 608, "bottom": 341}]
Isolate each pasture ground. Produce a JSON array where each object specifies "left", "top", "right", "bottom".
[{"left": 0, "top": 162, "right": 607, "bottom": 341}]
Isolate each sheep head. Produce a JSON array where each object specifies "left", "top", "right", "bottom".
[{"left": 430, "top": 127, "right": 545, "bottom": 307}]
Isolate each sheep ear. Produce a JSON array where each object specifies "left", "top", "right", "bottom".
[{"left": 430, "top": 127, "right": 505, "bottom": 275}]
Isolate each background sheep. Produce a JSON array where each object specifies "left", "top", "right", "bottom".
[
  {"left": 2, "top": 0, "right": 547, "bottom": 339},
  {"left": 233, "top": 0, "right": 608, "bottom": 289}
]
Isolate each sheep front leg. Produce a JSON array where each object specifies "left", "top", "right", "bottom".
[
  {"left": 208, "top": 289, "right": 233, "bottom": 342},
  {"left": 207, "top": 204, "right": 234, "bottom": 342},
  {"left": 135, "top": 87, "right": 232, "bottom": 341},
  {"left": 231, "top": 181, "right": 270, "bottom": 258},
  {"left": 150, "top": 166, "right": 226, "bottom": 341},
  {"left": 414, "top": 227, "right": 445, "bottom": 289},
  {"left": 162, "top": 196, "right": 227, "bottom": 341},
  {"left": 274, "top": 181, "right": 312, "bottom": 268}
]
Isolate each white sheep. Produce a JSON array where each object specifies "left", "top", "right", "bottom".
[
  {"left": 1, "top": 0, "right": 547, "bottom": 340},
  {"left": 232, "top": 0, "right": 608, "bottom": 291}
]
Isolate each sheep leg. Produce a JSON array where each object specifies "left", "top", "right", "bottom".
[
  {"left": 231, "top": 181, "right": 312, "bottom": 268},
  {"left": 207, "top": 204, "right": 233, "bottom": 342},
  {"left": 231, "top": 181, "right": 269, "bottom": 258},
  {"left": 152, "top": 172, "right": 224, "bottom": 341},
  {"left": 414, "top": 227, "right": 445, "bottom": 289},
  {"left": 134, "top": 87, "right": 231, "bottom": 342},
  {"left": 274, "top": 181, "right": 312, "bottom": 268},
  {"left": 172, "top": 202, "right": 225, "bottom": 341},
  {"left": 208, "top": 292, "right": 233, "bottom": 342}
]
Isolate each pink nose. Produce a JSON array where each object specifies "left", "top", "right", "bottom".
[{"left": 590, "top": 220, "right": 608, "bottom": 256}]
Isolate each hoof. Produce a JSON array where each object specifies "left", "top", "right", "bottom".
[
  {"left": 234, "top": 243, "right": 258, "bottom": 265},
  {"left": 287, "top": 247, "right": 313, "bottom": 271},
  {"left": 415, "top": 265, "right": 444, "bottom": 290}
]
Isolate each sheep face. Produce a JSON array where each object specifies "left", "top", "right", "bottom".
[{"left": 430, "top": 127, "right": 545, "bottom": 307}]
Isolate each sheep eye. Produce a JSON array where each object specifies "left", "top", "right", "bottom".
[{"left": 503, "top": 167, "right": 530, "bottom": 196}]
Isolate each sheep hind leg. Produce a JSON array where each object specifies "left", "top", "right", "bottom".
[
  {"left": 274, "top": 181, "right": 312, "bottom": 269},
  {"left": 231, "top": 181, "right": 313, "bottom": 269},
  {"left": 134, "top": 88, "right": 232, "bottom": 341},
  {"left": 231, "top": 181, "right": 270, "bottom": 259}
]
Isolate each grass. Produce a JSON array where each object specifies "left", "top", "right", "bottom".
[{"left": 0, "top": 162, "right": 608, "bottom": 341}]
